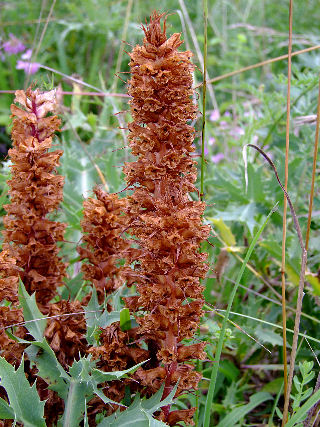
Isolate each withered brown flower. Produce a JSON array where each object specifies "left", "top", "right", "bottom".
[
  {"left": 0, "top": 250, "right": 25, "bottom": 364},
  {"left": 78, "top": 187, "right": 130, "bottom": 304},
  {"left": 45, "top": 299, "right": 87, "bottom": 368},
  {"left": 2, "top": 87, "right": 67, "bottom": 309},
  {"left": 122, "top": 11, "right": 210, "bottom": 425}
]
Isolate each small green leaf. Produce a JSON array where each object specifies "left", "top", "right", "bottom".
[
  {"left": 25, "top": 339, "right": 70, "bottom": 399},
  {"left": 0, "top": 356, "right": 46, "bottom": 427},
  {"left": 285, "top": 388, "right": 320, "bottom": 427},
  {"left": 18, "top": 279, "right": 46, "bottom": 341},
  {"left": 97, "top": 384, "right": 176, "bottom": 427},
  {"left": 210, "top": 218, "right": 236, "bottom": 247},
  {"left": 91, "top": 359, "right": 149, "bottom": 383},
  {"left": 255, "top": 325, "right": 290, "bottom": 348},
  {"left": 120, "top": 308, "right": 132, "bottom": 331}
]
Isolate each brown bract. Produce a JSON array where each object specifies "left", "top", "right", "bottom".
[
  {"left": 2, "top": 87, "right": 66, "bottom": 309},
  {"left": 122, "top": 11, "right": 209, "bottom": 425},
  {"left": 78, "top": 187, "right": 130, "bottom": 304},
  {"left": 0, "top": 250, "right": 25, "bottom": 365},
  {"left": 45, "top": 299, "right": 87, "bottom": 368}
]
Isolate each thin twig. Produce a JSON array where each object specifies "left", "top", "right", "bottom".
[
  {"left": 25, "top": 0, "right": 57, "bottom": 88},
  {"left": 178, "top": 0, "right": 219, "bottom": 111},
  {"left": 247, "top": 145, "right": 304, "bottom": 249},
  {"left": 111, "top": 0, "right": 133, "bottom": 93},
  {"left": 200, "top": 0, "right": 207, "bottom": 202},
  {"left": 281, "top": 0, "right": 293, "bottom": 408},
  {"left": 195, "top": 44, "right": 320, "bottom": 87},
  {"left": 305, "top": 74, "right": 320, "bottom": 250},
  {"left": 3, "top": 310, "right": 102, "bottom": 330},
  {"left": 0, "top": 90, "right": 129, "bottom": 98}
]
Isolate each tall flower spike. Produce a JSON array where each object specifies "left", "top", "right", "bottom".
[
  {"left": 78, "top": 187, "right": 131, "bottom": 304},
  {"left": 123, "top": 12, "right": 210, "bottom": 425},
  {"left": 2, "top": 87, "right": 66, "bottom": 309}
]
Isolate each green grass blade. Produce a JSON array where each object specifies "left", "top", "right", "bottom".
[
  {"left": 216, "top": 392, "right": 272, "bottom": 427},
  {"left": 203, "top": 203, "right": 278, "bottom": 427}
]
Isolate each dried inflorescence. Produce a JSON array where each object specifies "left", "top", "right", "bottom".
[
  {"left": 123, "top": 12, "right": 210, "bottom": 425},
  {"left": 2, "top": 87, "right": 66, "bottom": 309},
  {"left": 78, "top": 187, "right": 130, "bottom": 304},
  {"left": 45, "top": 299, "right": 87, "bottom": 368},
  {"left": 0, "top": 250, "right": 25, "bottom": 364},
  {"left": 88, "top": 322, "right": 149, "bottom": 419}
]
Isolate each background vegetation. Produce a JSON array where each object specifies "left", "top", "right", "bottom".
[{"left": 0, "top": 0, "right": 320, "bottom": 425}]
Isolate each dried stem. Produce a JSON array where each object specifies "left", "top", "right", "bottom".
[
  {"left": 178, "top": 0, "right": 218, "bottom": 111},
  {"left": 200, "top": 0, "right": 208, "bottom": 201},
  {"left": 111, "top": 0, "right": 133, "bottom": 93},
  {"left": 195, "top": 44, "right": 320, "bottom": 87},
  {"left": 305, "top": 74, "right": 320, "bottom": 251},
  {"left": 281, "top": 0, "right": 293, "bottom": 407}
]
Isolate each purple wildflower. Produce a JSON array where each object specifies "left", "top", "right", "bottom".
[
  {"left": 3, "top": 34, "right": 25, "bottom": 55},
  {"left": 211, "top": 153, "right": 225, "bottom": 164},
  {"left": 16, "top": 50, "right": 40, "bottom": 75},
  {"left": 210, "top": 109, "right": 220, "bottom": 122},
  {"left": 230, "top": 126, "right": 244, "bottom": 139}
]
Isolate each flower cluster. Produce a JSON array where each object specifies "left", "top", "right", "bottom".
[
  {"left": 0, "top": 250, "right": 24, "bottom": 365},
  {"left": 1, "top": 34, "right": 40, "bottom": 74},
  {"left": 2, "top": 88, "right": 66, "bottom": 309},
  {"left": 122, "top": 12, "right": 209, "bottom": 425},
  {"left": 78, "top": 187, "right": 130, "bottom": 304}
]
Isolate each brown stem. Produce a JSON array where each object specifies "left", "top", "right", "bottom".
[{"left": 281, "top": 0, "right": 293, "bottom": 410}]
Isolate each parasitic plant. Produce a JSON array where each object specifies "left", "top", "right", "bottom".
[
  {"left": 78, "top": 187, "right": 130, "bottom": 304},
  {"left": 123, "top": 12, "right": 210, "bottom": 425},
  {"left": 2, "top": 88, "right": 66, "bottom": 310}
]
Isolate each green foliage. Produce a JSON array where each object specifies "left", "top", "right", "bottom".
[
  {"left": 18, "top": 279, "right": 47, "bottom": 341},
  {"left": 276, "top": 361, "right": 316, "bottom": 426},
  {"left": 216, "top": 392, "right": 272, "bottom": 427},
  {"left": 0, "top": 356, "right": 46, "bottom": 426},
  {"left": 98, "top": 384, "right": 178, "bottom": 427}
]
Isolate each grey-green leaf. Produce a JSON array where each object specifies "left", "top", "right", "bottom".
[
  {"left": 0, "top": 397, "right": 15, "bottom": 419},
  {"left": 0, "top": 356, "right": 46, "bottom": 427},
  {"left": 18, "top": 279, "right": 46, "bottom": 341}
]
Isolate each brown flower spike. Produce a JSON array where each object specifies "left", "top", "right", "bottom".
[
  {"left": 2, "top": 87, "right": 66, "bottom": 309},
  {"left": 78, "top": 187, "right": 130, "bottom": 304},
  {"left": 123, "top": 12, "right": 210, "bottom": 425}
]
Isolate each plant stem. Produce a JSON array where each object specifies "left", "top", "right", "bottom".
[
  {"left": 305, "top": 73, "right": 320, "bottom": 250},
  {"left": 281, "top": 0, "right": 293, "bottom": 408},
  {"left": 201, "top": 0, "right": 207, "bottom": 201},
  {"left": 195, "top": 44, "right": 320, "bottom": 87},
  {"left": 111, "top": 0, "right": 133, "bottom": 93}
]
